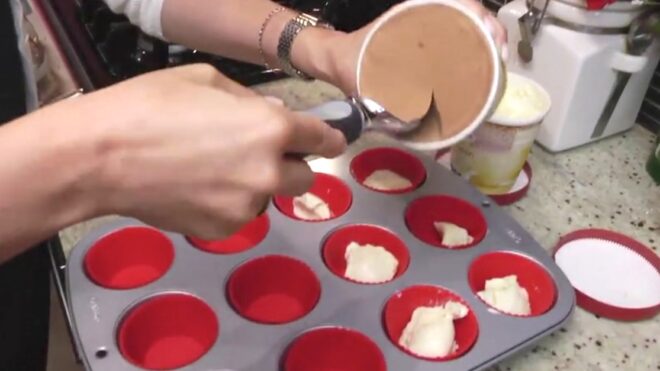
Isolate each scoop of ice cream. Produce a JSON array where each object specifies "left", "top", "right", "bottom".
[
  {"left": 491, "top": 73, "right": 548, "bottom": 122},
  {"left": 293, "top": 193, "right": 331, "bottom": 220},
  {"left": 344, "top": 242, "right": 399, "bottom": 283},
  {"left": 363, "top": 169, "right": 413, "bottom": 191},
  {"left": 477, "top": 275, "right": 531, "bottom": 315},
  {"left": 433, "top": 222, "right": 473, "bottom": 247},
  {"left": 398, "top": 301, "right": 469, "bottom": 358}
]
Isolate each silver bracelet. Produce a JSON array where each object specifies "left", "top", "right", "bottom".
[
  {"left": 277, "top": 13, "right": 333, "bottom": 80},
  {"left": 258, "top": 6, "right": 284, "bottom": 69}
]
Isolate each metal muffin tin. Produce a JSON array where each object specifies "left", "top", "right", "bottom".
[{"left": 66, "top": 138, "right": 575, "bottom": 371}]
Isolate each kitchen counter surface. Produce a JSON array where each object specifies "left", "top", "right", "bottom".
[{"left": 59, "top": 79, "right": 659, "bottom": 371}]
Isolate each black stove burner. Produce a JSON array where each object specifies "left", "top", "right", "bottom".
[
  {"left": 78, "top": 0, "right": 295, "bottom": 86},
  {"left": 47, "top": 0, "right": 400, "bottom": 88}
]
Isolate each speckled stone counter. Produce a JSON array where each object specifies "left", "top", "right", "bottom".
[{"left": 59, "top": 79, "right": 659, "bottom": 371}]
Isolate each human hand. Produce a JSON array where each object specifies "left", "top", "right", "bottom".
[{"left": 86, "top": 64, "right": 346, "bottom": 239}]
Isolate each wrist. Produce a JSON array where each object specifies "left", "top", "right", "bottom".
[
  {"left": 54, "top": 91, "right": 140, "bottom": 219},
  {"left": 260, "top": 8, "right": 346, "bottom": 84},
  {"left": 290, "top": 26, "right": 345, "bottom": 83},
  {"left": 56, "top": 100, "right": 111, "bottom": 221},
  {"left": 80, "top": 91, "right": 146, "bottom": 218},
  {"left": 19, "top": 99, "right": 107, "bottom": 226},
  {"left": 259, "top": 8, "right": 346, "bottom": 84}
]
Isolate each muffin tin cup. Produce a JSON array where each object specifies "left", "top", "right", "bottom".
[
  {"left": 350, "top": 147, "right": 427, "bottom": 194},
  {"left": 282, "top": 327, "right": 387, "bottom": 371},
  {"left": 117, "top": 293, "right": 219, "bottom": 370},
  {"left": 405, "top": 194, "right": 488, "bottom": 249},
  {"left": 227, "top": 255, "right": 321, "bottom": 324},
  {"left": 383, "top": 285, "right": 479, "bottom": 361},
  {"left": 187, "top": 213, "right": 270, "bottom": 254},
  {"left": 84, "top": 227, "right": 174, "bottom": 290},
  {"left": 322, "top": 224, "right": 410, "bottom": 284},
  {"left": 468, "top": 251, "right": 558, "bottom": 316},
  {"left": 66, "top": 141, "right": 575, "bottom": 371},
  {"left": 274, "top": 172, "right": 352, "bottom": 222}
]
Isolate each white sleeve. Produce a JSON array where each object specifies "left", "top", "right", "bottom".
[{"left": 104, "top": 0, "right": 165, "bottom": 40}]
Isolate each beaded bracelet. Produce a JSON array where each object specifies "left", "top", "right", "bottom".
[{"left": 258, "top": 6, "right": 285, "bottom": 69}]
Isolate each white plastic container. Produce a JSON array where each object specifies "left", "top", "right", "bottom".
[{"left": 498, "top": 0, "right": 660, "bottom": 152}]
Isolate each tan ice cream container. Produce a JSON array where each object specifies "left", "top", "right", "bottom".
[
  {"left": 450, "top": 72, "right": 551, "bottom": 194},
  {"left": 356, "top": 0, "right": 505, "bottom": 151}
]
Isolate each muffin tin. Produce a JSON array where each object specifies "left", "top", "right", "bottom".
[{"left": 66, "top": 138, "right": 575, "bottom": 371}]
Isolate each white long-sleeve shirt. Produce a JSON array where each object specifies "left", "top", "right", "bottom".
[{"left": 104, "top": 0, "right": 165, "bottom": 39}]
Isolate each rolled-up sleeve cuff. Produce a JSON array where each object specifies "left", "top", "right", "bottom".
[{"left": 104, "top": 0, "right": 166, "bottom": 40}]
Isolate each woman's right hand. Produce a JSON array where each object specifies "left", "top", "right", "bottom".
[{"left": 82, "top": 64, "right": 346, "bottom": 239}]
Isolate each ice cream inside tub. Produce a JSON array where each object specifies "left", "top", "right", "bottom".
[
  {"left": 358, "top": 1, "right": 500, "bottom": 147},
  {"left": 490, "top": 72, "right": 550, "bottom": 123}
]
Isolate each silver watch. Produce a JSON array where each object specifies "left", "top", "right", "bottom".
[{"left": 277, "top": 13, "right": 332, "bottom": 80}]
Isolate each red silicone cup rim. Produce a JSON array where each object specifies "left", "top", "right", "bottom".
[
  {"left": 467, "top": 251, "right": 558, "bottom": 317},
  {"left": 84, "top": 226, "right": 174, "bottom": 290},
  {"left": 553, "top": 228, "right": 660, "bottom": 321},
  {"left": 117, "top": 293, "right": 219, "bottom": 370},
  {"left": 187, "top": 213, "right": 270, "bottom": 254},
  {"left": 274, "top": 173, "right": 352, "bottom": 222},
  {"left": 350, "top": 147, "right": 427, "bottom": 194},
  {"left": 226, "top": 255, "right": 321, "bottom": 324},
  {"left": 435, "top": 149, "right": 450, "bottom": 160},
  {"left": 322, "top": 224, "right": 410, "bottom": 284},
  {"left": 489, "top": 162, "right": 532, "bottom": 206},
  {"left": 434, "top": 150, "right": 532, "bottom": 206},
  {"left": 282, "top": 327, "right": 387, "bottom": 371},
  {"left": 383, "top": 285, "right": 479, "bottom": 361},
  {"left": 404, "top": 195, "right": 487, "bottom": 249}
]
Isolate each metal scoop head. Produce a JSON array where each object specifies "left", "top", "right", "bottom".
[{"left": 353, "top": 96, "right": 423, "bottom": 136}]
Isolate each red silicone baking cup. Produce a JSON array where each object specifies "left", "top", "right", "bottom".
[
  {"left": 118, "top": 293, "right": 219, "bottom": 370},
  {"left": 553, "top": 229, "right": 660, "bottom": 321},
  {"left": 383, "top": 285, "right": 479, "bottom": 361},
  {"left": 187, "top": 213, "right": 269, "bottom": 254},
  {"left": 274, "top": 173, "right": 352, "bottom": 222},
  {"left": 468, "top": 251, "right": 557, "bottom": 316},
  {"left": 404, "top": 195, "right": 487, "bottom": 249},
  {"left": 227, "top": 255, "right": 321, "bottom": 324},
  {"left": 84, "top": 227, "right": 174, "bottom": 289},
  {"left": 283, "top": 327, "right": 387, "bottom": 371},
  {"left": 322, "top": 224, "right": 410, "bottom": 284},
  {"left": 350, "top": 147, "right": 426, "bottom": 194},
  {"left": 435, "top": 149, "right": 532, "bottom": 206}
]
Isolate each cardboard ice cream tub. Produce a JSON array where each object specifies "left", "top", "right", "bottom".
[
  {"left": 355, "top": 0, "right": 506, "bottom": 151},
  {"left": 450, "top": 72, "right": 551, "bottom": 194}
]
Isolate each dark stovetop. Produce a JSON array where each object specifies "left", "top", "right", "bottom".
[{"left": 44, "top": 0, "right": 401, "bottom": 90}]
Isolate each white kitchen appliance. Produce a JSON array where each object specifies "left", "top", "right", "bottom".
[{"left": 498, "top": 0, "right": 660, "bottom": 152}]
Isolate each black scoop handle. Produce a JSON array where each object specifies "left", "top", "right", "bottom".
[{"left": 304, "top": 99, "right": 365, "bottom": 145}]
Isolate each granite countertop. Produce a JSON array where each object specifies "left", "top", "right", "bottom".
[{"left": 59, "top": 79, "right": 659, "bottom": 371}]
